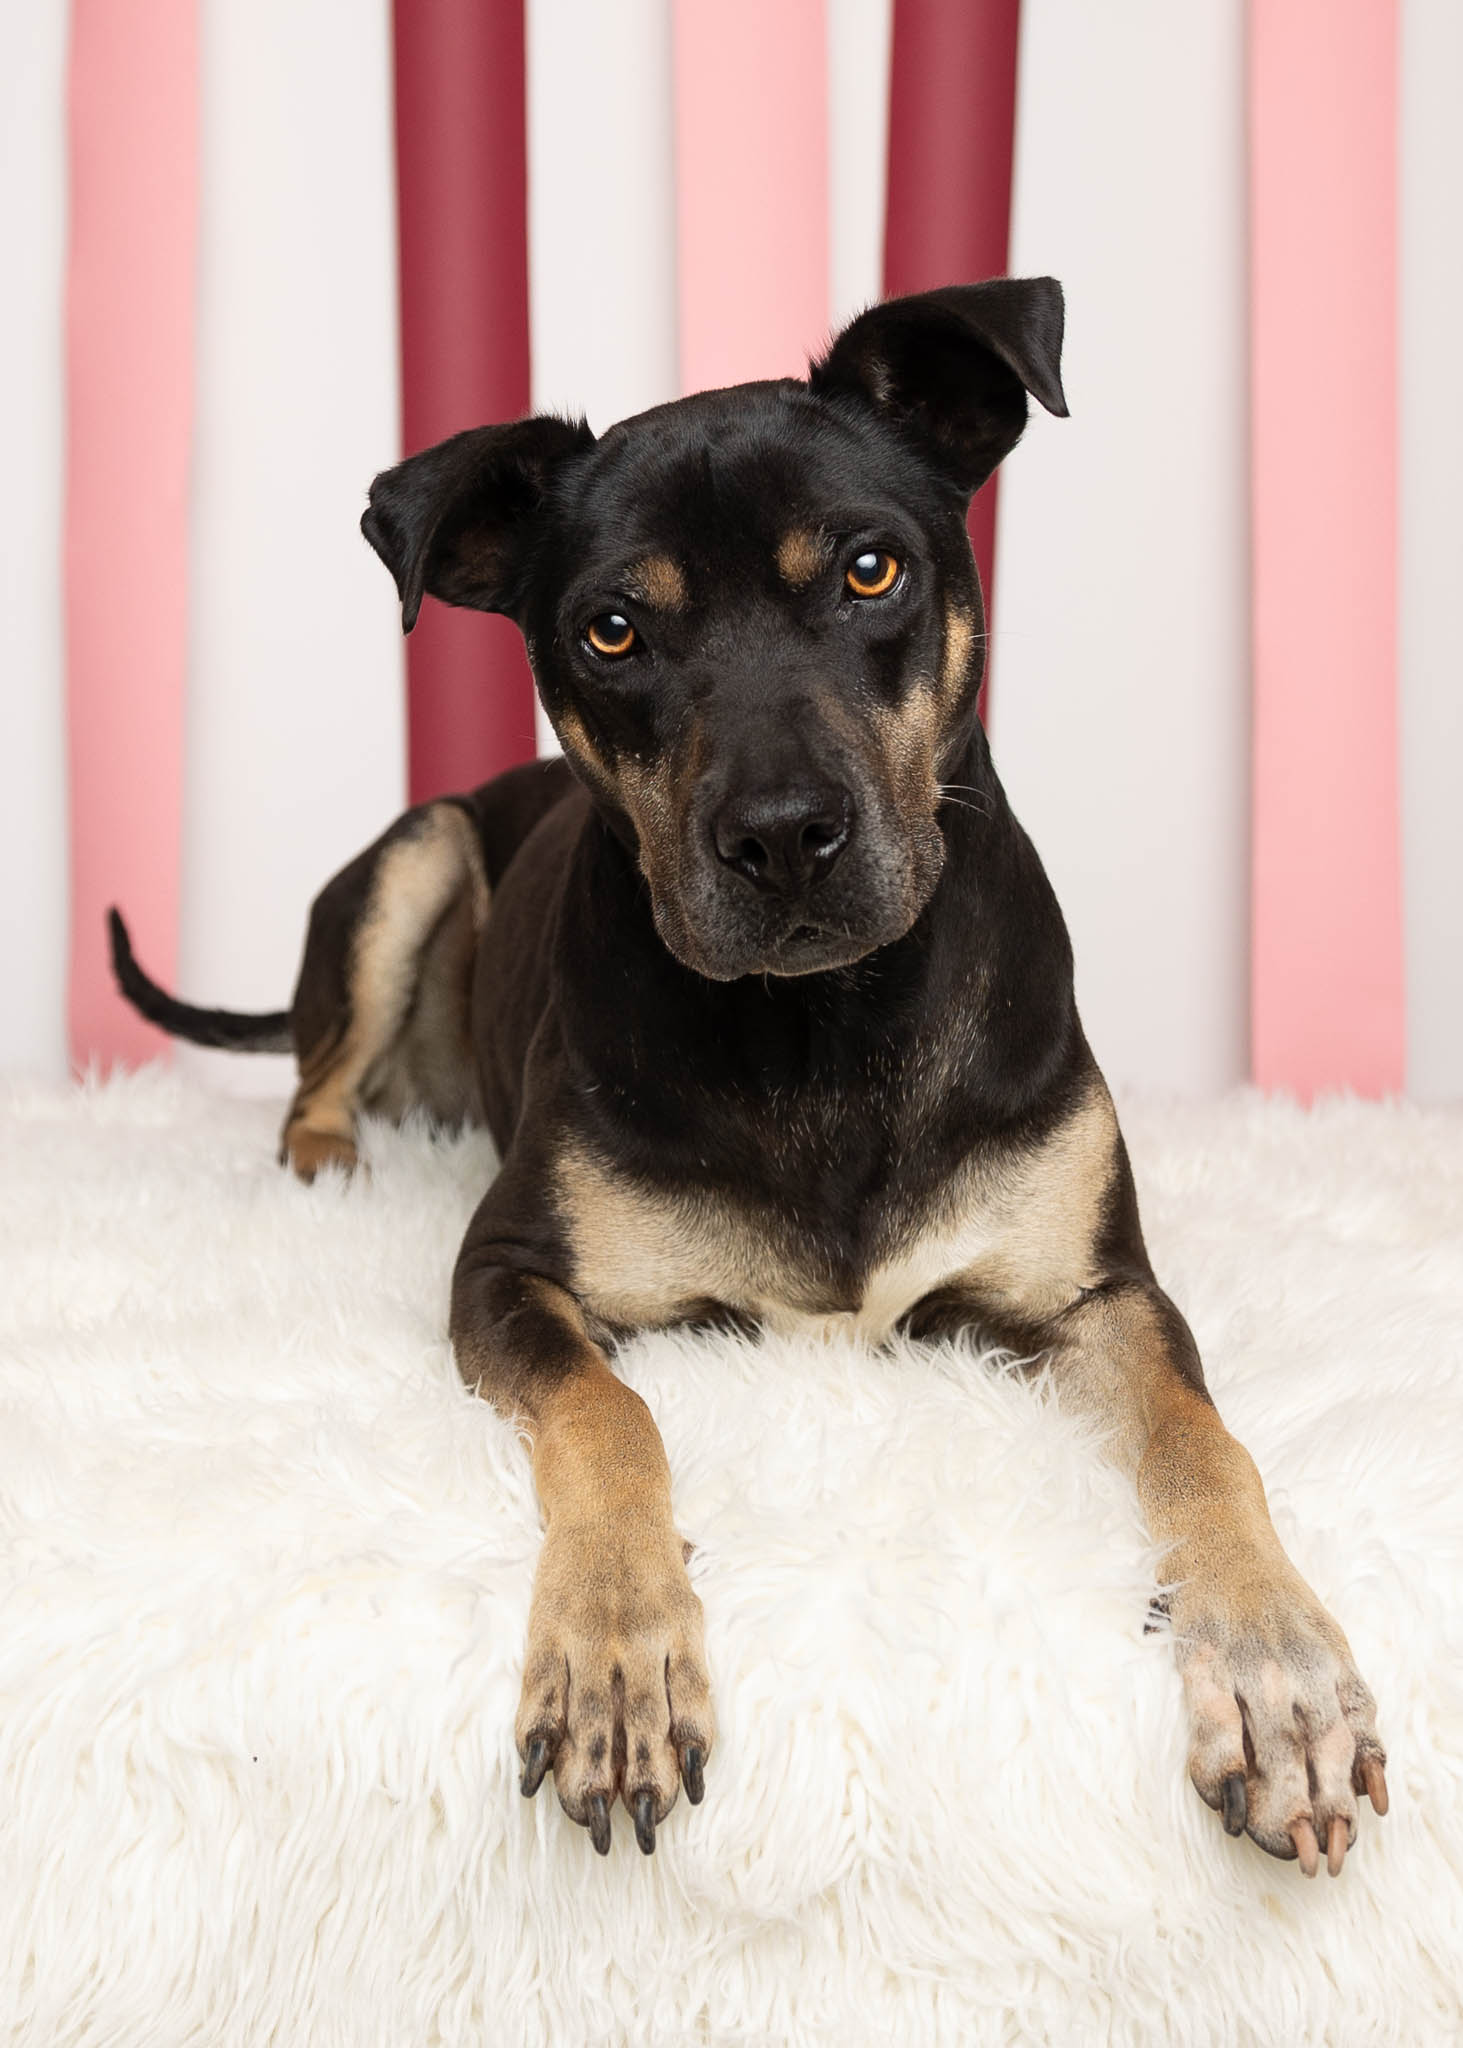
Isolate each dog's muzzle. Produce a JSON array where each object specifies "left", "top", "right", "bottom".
[{"left": 655, "top": 773, "right": 934, "bottom": 981}]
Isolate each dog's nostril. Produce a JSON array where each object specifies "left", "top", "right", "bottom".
[
  {"left": 731, "top": 834, "right": 770, "bottom": 874},
  {"left": 800, "top": 817, "right": 845, "bottom": 858}
]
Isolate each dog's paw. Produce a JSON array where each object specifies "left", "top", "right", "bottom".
[
  {"left": 1176, "top": 1559, "right": 1387, "bottom": 1876},
  {"left": 515, "top": 1515, "right": 714, "bottom": 1855},
  {"left": 280, "top": 1121, "right": 359, "bottom": 1182}
]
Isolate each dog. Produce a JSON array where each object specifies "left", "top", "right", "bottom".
[{"left": 110, "top": 278, "right": 1387, "bottom": 1874}]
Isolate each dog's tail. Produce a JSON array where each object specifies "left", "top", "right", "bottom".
[{"left": 107, "top": 908, "right": 294, "bottom": 1054}]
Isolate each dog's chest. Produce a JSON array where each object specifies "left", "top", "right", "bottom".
[{"left": 556, "top": 1080, "right": 1114, "bottom": 1344}]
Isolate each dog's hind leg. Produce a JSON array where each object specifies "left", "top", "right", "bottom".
[{"left": 281, "top": 800, "right": 490, "bottom": 1180}]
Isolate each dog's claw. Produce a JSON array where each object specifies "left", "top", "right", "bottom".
[
  {"left": 1290, "top": 1818, "right": 1320, "bottom": 1877},
  {"left": 1326, "top": 1815, "right": 1348, "bottom": 1877},
  {"left": 633, "top": 1792, "right": 657, "bottom": 1855},
  {"left": 1220, "top": 1771, "right": 1247, "bottom": 1837},
  {"left": 588, "top": 1794, "right": 612, "bottom": 1855},
  {"left": 681, "top": 1744, "right": 705, "bottom": 1805},
  {"left": 520, "top": 1737, "right": 550, "bottom": 1799},
  {"left": 1360, "top": 1754, "right": 1389, "bottom": 1816}
]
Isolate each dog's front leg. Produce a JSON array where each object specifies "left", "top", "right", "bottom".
[
  {"left": 1047, "top": 1281, "right": 1388, "bottom": 1875},
  {"left": 451, "top": 1224, "right": 713, "bottom": 1855}
]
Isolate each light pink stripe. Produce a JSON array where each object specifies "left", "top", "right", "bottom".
[
  {"left": 1250, "top": 0, "right": 1403, "bottom": 1097},
  {"left": 672, "top": 0, "right": 828, "bottom": 392},
  {"left": 64, "top": 0, "right": 197, "bottom": 1069}
]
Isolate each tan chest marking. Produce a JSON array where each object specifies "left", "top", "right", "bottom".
[{"left": 557, "top": 1082, "right": 1117, "bottom": 1342}]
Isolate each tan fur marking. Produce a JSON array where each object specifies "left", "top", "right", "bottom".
[
  {"left": 553, "top": 709, "right": 616, "bottom": 798},
  {"left": 869, "top": 679, "right": 943, "bottom": 870},
  {"left": 554, "top": 708, "right": 598, "bottom": 761},
  {"left": 558, "top": 1078, "right": 1118, "bottom": 1343},
  {"left": 284, "top": 1125, "right": 359, "bottom": 1182},
  {"left": 531, "top": 1352, "right": 676, "bottom": 1526},
  {"left": 616, "top": 756, "right": 684, "bottom": 898},
  {"left": 558, "top": 1145, "right": 791, "bottom": 1334},
  {"left": 776, "top": 528, "right": 827, "bottom": 588},
  {"left": 282, "top": 804, "right": 489, "bottom": 1178},
  {"left": 941, "top": 601, "right": 976, "bottom": 702},
  {"left": 1053, "top": 1284, "right": 1294, "bottom": 1615},
  {"left": 612, "top": 725, "right": 719, "bottom": 971},
  {"left": 506, "top": 1285, "right": 715, "bottom": 1826},
  {"left": 1088, "top": 1301, "right": 1382, "bottom": 1861},
  {"left": 843, "top": 1078, "right": 1116, "bottom": 1335},
  {"left": 951, "top": 1081, "right": 1117, "bottom": 1319},
  {"left": 629, "top": 554, "right": 688, "bottom": 612},
  {"left": 814, "top": 674, "right": 945, "bottom": 927}
]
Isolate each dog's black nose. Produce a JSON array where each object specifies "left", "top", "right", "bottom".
[{"left": 711, "top": 786, "right": 854, "bottom": 896}]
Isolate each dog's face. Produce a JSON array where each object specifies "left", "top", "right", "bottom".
[{"left": 362, "top": 282, "right": 1067, "bottom": 980}]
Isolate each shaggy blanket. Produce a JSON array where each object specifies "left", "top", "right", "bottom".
[{"left": 1, "top": 1069, "right": 1461, "bottom": 2048}]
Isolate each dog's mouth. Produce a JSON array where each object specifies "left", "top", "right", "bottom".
[
  {"left": 762, "top": 919, "right": 876, "bottom": 975},
  {"left": 659, "top": 900, "right": 915, "bottom": 982}
]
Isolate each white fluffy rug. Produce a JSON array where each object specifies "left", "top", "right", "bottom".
[{"left": 2, "top": 1069, "right": 1462, "bottom": 2048}]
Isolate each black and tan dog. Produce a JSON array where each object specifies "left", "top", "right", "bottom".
[{"left": 111, "top": 279, "right": 1387, "bottom": 1874}]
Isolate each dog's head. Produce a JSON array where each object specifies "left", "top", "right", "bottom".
[{"left": 362, "top": 281, "right": 1067, "bottom": 980}]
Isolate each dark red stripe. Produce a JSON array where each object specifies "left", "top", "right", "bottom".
[
  {"left": 883, "top": 0, "right": 1021, "bottom": 713},
  {"left": 392, "top": 0, "right": 535, "bottom": 801}
]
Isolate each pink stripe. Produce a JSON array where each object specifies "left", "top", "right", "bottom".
[
  {"left": 64, "top": 0, "right": 197, "bottom": 1070},
  {"left": 1249, "top": 0, "right": 1403, "bottom": 1097},
  {"left": 673, "top": 0, "right": 828, "bottom": 392}
]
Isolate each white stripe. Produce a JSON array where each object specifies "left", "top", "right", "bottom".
[
  {"left": 991, "top": 0, "right": 1249, "bottom": 1094},
  {"left": 1400, "top": 0, "right": 1463, "bottom": 1102},
  {"left": 525, "top": 0, "right": 679, "bottom": 755},
  {"left": 181, "top": 0, "right": 405, "bottom": 1095},
  {"left": 827, "top": 0, "right": 893, "bottom": 336},
  {"left": 0, "top": 5, "right": 68, "bottom": 1079}
]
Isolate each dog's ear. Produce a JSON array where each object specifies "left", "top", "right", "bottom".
[
  {"left": 809, "top": 279, "right": 1068, "bottom": 498},
  {"left": 361, "top": 415, "right": 594, "bottom": 632}
]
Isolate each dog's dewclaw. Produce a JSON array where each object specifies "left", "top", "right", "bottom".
[{"left": 1290, "top": 1818, "right": 1320, "bottom": 1877}]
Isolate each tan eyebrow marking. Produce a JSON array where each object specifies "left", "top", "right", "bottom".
[
  {"left": 627, "top": 555, "right": 688, "bottom": 611},
  {"left": 776, "top": 528, "right": 828, "bottom": 588}
]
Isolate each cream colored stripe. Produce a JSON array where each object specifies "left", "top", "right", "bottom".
[
  {"left": 1400, "top": 0, "right": 1463, "bottom": 1101},
  {"left": 178, "top": 0, "right": 405, "bottom": 1098},
  {"left": 991, "top": 0, "right": 1249, "bottom": 1095},
  {"left": 0, "top": 3, "right": 67, "bottom": 1077}
]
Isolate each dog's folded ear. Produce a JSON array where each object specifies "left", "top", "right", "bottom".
[
  {"left": 361, "top": 415, "right": 595, "bottom": 632},
  {"left": 809, "top": 279, "right": 1068, "bottom": 499}
]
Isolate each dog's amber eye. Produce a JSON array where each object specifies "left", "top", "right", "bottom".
[
  {"left": 845, "top": 549, "right": 900, "bottom": 599},
  {"left": 585, "top": 613, "right": 637, "bottom": 658}
]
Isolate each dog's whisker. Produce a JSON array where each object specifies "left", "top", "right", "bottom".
[{"left": 938, "top": 784, "right": 994, "bottom": 819}]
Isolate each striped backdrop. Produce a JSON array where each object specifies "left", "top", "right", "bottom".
[{"left": 2, "top": 0, "right": 1459, "bottom": 1102}]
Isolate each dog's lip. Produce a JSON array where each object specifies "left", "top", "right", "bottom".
[
  {"left": 656, "top": 877, "right": 925, "bottom": 980},
  {"left": 668, "top": 916, "right": 880, "bottom": 981},
  {"left": 757, "top": 918, "right": 882, "bottom": 975}
]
